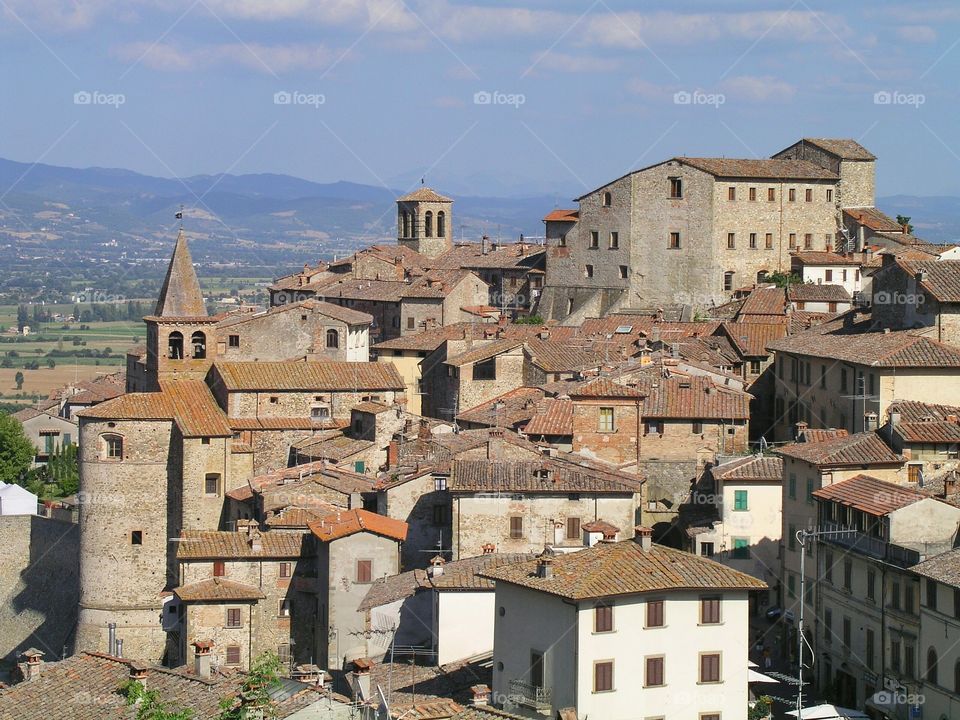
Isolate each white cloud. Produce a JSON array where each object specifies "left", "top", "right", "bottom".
[
  {"left": 721, "top": 74, "right": 796, "bottom": 103},
  {"left": 113, "top": 41, "right": 339, "bottom": 72},
  {"left": 896, "top": 25, "right": 937, "bottom": 43},
  {"left": 535, "top": 52, "right": 619, "bottom": 74}
]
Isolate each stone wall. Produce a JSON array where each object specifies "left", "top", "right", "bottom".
[
  {"left": 377, "top": 473, "right": 448, "bottom": 569},
  {"left": 0, "top": 515, "right": 79, "bottom": 663},
  {"left": 838, "top": 159, "right": 875, "bottom": 208},
  {"left": 571, "top": 397, "right": 641, "bottom": 466},
  {"left": 216, "top": 307, "right": 365, "bottom": 363},
  {"left": 450, "top": 493, "right": 639, "bottom": 559}
]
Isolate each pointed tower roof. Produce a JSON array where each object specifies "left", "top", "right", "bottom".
[{"left": 154, "top": 230, "right": 207, "bottom": 317}]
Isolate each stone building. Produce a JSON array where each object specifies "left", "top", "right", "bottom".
[
  {"left": 767, "top": 311, "right": 960, "bottom": 441},
  {"left": 538, "top": 137, "right": 879, "bottom": 320},
  {"left": 172, "top": 525, "right": 313, "bottom": 670},
  {"left": 9, "top": 407, "right": 76, "bottom": 466},
  {"left": 396, "top": 187, "right": 454, "bottom": 258}
]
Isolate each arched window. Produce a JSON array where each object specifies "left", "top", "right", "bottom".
[
  {"left": 326, "top": 329, "right": 339, "bottom": 349},
  {"left": 602, "top": 191, "right": 612, "bottom": 207},
  {"left": 424, "top": 211, "right": 433, "bottom": 238},
  {"left": 927, "top": 647, "right": 938, "bottom": 684},
  {"left": 168, "top": 331, "right": 183, "bottom": 360},
  {"left": 437, "top": 211, "right": 445, "bottom": 238},
  {"left": 191, "top": 331, "right": 206, "bottom": 359},
  {"left": 101, "top": 433, "right": 123, "bottom": 460}
]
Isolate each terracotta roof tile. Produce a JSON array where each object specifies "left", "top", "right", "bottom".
[
  {"left": 397, "top": 187, "right": 452, "bottom": 202},
  {"left": 482, "top": 539, "right": 766, "bottom": 600},
  {"left": 777, "top": 431, "right": 901, "bottom": 467},
  {"left": 174, "top": 577, "right": 266, "bottom": 602},
  {"left": 791, "top": 251, "right": 863, "bottom": 266},
  {"left": 569, "top": 377, "right": 644, "bottom": 398},
  {"left": 456, "top": 387, "right": 544, "bottom": 428},
  {"left": 679, "top": 157, "right": 837, "bottom": 180},
  {"left": 308, "top": 508, "right": 408, "bottom": 543},
  {"left": 911, "top": 548, "right": 960, "bottom": 587},
  {"left": 712, "top": 455, "right": 783, "bottom": 482},
  {"left": 738, "top": 287, "right": 787, "bottom": 316},
  {"left": 799, "top": 138, "right": 875, "bottom": 160},
  {"left": 812, "top": 473, "right": 931, "bottom": 515},
  {"left": 445, "top": 339, "right": 524, "bottom": 367},
  {"left": 721, "top": 322, "right": 786, "bottom": 358},
  {"left": 214, "top": 361, "right": 404, "bottom": 391},
  {"left": 449, "top": 453, "right": 642, "bottom": 494},
  {"left": 523, "top": 338, "right": 603, "bottom": 373},
  {"left": 217, "top": 299, "right": 372, "bottom": 328},
  {"left": 176, "top": 530, "right": 309, "bottom": 560},
  {"left": 543, "top": 208, "right": 579, "bottom": 222},
  {"left": 522, "top": 398, "right": 573, "bottom": 436},
  {"left": 788, "top": 283, "right": 851, "bottom": 303},
  {"left": 898, "top": 259, "right": 960, "bottom": 303}
]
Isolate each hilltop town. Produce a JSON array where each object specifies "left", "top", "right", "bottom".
[{"left": 4, "top": 137, "right": 960, "bottom": 720}]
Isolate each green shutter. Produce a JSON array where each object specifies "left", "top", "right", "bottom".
[
  {"left": 734, "top": 490, "right": 748, "bottom": 511},
  {"left": 354, "top": 460, "right": 365, "bottom": 473}
]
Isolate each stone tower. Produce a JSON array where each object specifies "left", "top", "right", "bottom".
[
  {"left": 396, "top": 187, "right": 453, "bottom": 258},
  {"left": 144, "top": 230, "right": 219, "bottom": 390}
]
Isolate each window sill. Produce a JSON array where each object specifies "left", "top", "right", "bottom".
[
  {"left": 592, "top": 630, "right": 616, "bottom": 635},
  {"left": 697, "top": 681, "right": 723, "bottom": 686},
  {"left": 698, "top": 622, "right": 724, "bottom": 627},
  {"left": 592, "top": 689, "right": 616, "bottom": 694}
]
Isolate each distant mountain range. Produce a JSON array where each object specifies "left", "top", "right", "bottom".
[{"left": 0, "top": 158, "right": 957, "bottom": 266}]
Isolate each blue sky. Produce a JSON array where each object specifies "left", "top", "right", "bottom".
[{"left": 3, "top": 0, "right": 960, "bottom": 198}]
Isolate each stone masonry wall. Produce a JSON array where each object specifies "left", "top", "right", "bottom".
[{"left": 0, "top": 515, "right": 79, "bottom": 663}]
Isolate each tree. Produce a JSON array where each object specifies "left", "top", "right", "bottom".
[
  {"left": 896, "top": 214, "right": 914, "bottom": 234},
  {"left": 0, "top": 414, "right": 35, "bottom": 485},
  {"left": 120, "top": 679, "right": 194, "bottom": 720},
  {"left": 748, "top": 696, "right": 772, "bottom": 720},
  {"left": 16, "top": 305, "right": 28, "bottom": 331},
  {"left": 46, "top": 358, "right": 56, "bottom": 369},
  {"left": 218, "top": 651, "right": 283, "bottom": 720},
  {"left": 14, "top": 371, "right": 24, "bottom": 390},
  {"left": 767, "top": 271, "right": 801, "bottom": 288}
]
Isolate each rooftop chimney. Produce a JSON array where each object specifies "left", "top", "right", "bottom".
[
  {"left": 634, "top": 526, "right": 653, "bottom": 552},
  {"left": 428, "top": 554, "right": 446, "bottom": 578},
  {"left": 192, "top": 640, "right": 213, "bottom": 679},
  {"left": 535, "top": 554, "right": 554, "bottom": 579},
  {"left": 19, "top": 648, "right": 45, "bottom": 682},
  {"left": 292, "top": 664, "right": 325, "bottom": 688},
  {"left": 902, "top": 223, "right": 910, "bottom": 235},
  {"left": 128, "top": 661, "right": 149, "bottom": 690},
  {"left": 482, "top": 543, "right": 496, "bottom": 555},
  {"left": 247, "top": 524, "right": 263, "bottom": 552},
  {"left": 350, "top": 658, "right": 373, "bottom": 701},
  {"left": 471, "top": 684, "right": 492, "bottom": 706}
]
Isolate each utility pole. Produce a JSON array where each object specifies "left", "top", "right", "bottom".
[{"left": 795, "top": 526, "right": 858, "bottom": 717}]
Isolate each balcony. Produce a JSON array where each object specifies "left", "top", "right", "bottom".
[
  {"left": 508, "top": 678, "right": 552, "bottom": 714},
  {"left": 819, "top": 523, "right": 920, "bottom": 568}
]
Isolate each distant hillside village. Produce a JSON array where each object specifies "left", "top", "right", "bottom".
[{"left": 5, "top": 137, "right": 960, "bottom": 720}]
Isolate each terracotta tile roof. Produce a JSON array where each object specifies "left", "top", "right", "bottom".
[
  {"left": 402, "top": 269, "right": 482, "bottom": 299},
  {"left": 788, "top": 310, "right": 836, "bottom": 334},
  {"left": 176, "top": 530, "right": 309, "bottom": 560},
  {"left": 812, "top": 473, "right": 932, "bottom": 515},
  {"left": 314, "top": 278, "right": 408, "bottom": 302},
  {"left": 888, "top": 399, "right": 960, "bottom": 423},
  {"left": 63, "top": 371, "right": 127, "bottom": 405},
  {"left": 721, "top": 322, "right": 786, "bottom": 358},
  {"left": 456, "top": 387, "right": 544, "bottom": 428},
  {"left": 777, "top": 431, "right": 902, "bottom": 467},
  {"left": 800, "top": 428, "right": 849, "bottom": 443},
  {"left": 712, "top": 455, "right": 783, "bottom": 482},
  {"left": 445, "top": 339, "right": 524, "bottom": 367},
  {"left": 522, "top": 398, "right": 573, "bottom": 436},
  {"left": 429, "top": 242, "right": 545, "bottom": 272},
  {"left": 78, "top": 380, "right": 233, "bottom": 437},
  {"left": 543, "top": 208, "right": 579, "bottom": 222},
  {"left": 481, "top": 539, "right": 766, "bottom": 601},
  {"left": 798, "top": 137, "right": 875, "bottom": 160},
  {"left": 887, "top": 401, "right": 960, "bottom": 443},
  {"left": 449, "top": 454, "right": 643, "bottom": 494},
  {"left": 897, "top": 259, "right": 960, "bottom": 303},
  {"left": 569, "top": 377, "right": 644, "bottom": 398},
  {"left": 308, "top": 508, "right": 408, "bottom": 543},
  {"left": 0, "top": 651, "right": 320, "bottom": 719},
  {"left": 174, "top": 577, "right": 266, "bottom": 602},
  {"left": 791, "top": 251, "right": 863, "bottom": 266},
  {"left": 214, "top": 360, "right": 404, "bottom": 391},
  {"left": 452, "top": 706, "right": 528, "bottom": 719},
  {"left": 265, "top": 505, "right": 338, "bottom": 529},
  {"left": 910, "top": 548, "right": 960, "bottom": 587},
  {"left": 359, "top": 553, "right": 536, "bottom": 611},
  {"left": 154, "top": 230, "right": 207, "bottom": 318},
  {"left": 523, "top": 338, "right": 603, "bottom": 373},
  {"left": 768, "top": 312, "right": 960, "bottom": 367},
  {"left": 229, "top": 417, "right": 347, "bottom": 431},
  {"left": 10, "top": 407, "right": 43, "bottom": 421},
  {"left": 636, "top": 375, "right": 751, "bottom": 420},
  {"left": 788, "top": 283, "right": 852, "bottom": 303},
  {"left": 582, "top": 519, "right": 621, "bottom": 534},
  {"left": 292, "top": 434, "right": 373, "bottom": 462},
  {"left": 738, "top": 287, "right": 787, "bottom": 316},
  {"left": 353, "top": 400, "right": 392, "bottom": 414},
  {"left": 397, "top": 187, "right": 452, "bottom": 202},
  {"left": 247, "top": 460, "right": 373, "bottom": 500},
  {"left": 678, "top": 157, "right": 837, "bottom": 180},
  {"left": 217, "top": 299, "right": 372, "bottom": 328}
]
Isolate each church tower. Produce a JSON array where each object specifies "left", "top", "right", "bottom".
[
  {"left": 144, "top": 230, "right": 218, "bottom": 390},
  {"left": 396, "top": 187, "right": 453, "bottom": 258}
]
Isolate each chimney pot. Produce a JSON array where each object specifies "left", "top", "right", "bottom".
[
  {"left": 192, "top": 640, "right": 213, "bottom": 679},
  {"left": 634, "top": 525, "right": 653, "bottom": 551},
  {"left": 471, "top": 684, "right": 492, "bottom": 706}
]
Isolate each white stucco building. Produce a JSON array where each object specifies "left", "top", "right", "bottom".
[
  {"left": 483, "top": 528, "right": 766, "bottom": 720},
  {"left": 791, "top": 251, "right": 864, "bottom": 297}
]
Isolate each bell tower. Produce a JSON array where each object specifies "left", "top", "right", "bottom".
[
  {"left": 143, "top": 230, "right": 218, "bottom": 390},
  {"left": 396, "top": 187, "right": 453, "bottom": 258}
]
